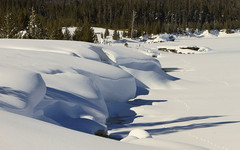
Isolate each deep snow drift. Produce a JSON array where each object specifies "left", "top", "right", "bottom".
[
  {"left": 0, "top": 38, "right": 185, "bottom": 150},
  {"left": 0, "top": 39, "right": 140, "bottom": 134}
]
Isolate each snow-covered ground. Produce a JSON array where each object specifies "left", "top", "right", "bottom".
[
  {"left": 108, "top": 32, "right": 240, "bottom": 150},
  {"left": 1, "top": 31, "right": 240, "bottom": 150}
]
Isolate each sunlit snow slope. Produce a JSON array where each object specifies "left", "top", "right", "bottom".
[{"left": 108, "top": 33, "right": 240, "bottom": 150}]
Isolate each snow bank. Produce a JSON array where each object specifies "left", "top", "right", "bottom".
[
  {"left": 0, "top": 67, "right": 46, "bottom": 117},
  {"left": 102, "top": 45, "right": 177, "bottom": 89},
  {"left": 35, "top": 73, "right": 109, "bottom": 134},
  {"left": 0, "top": 39, "right": 137, "bottom": 134},
  {"left": 0, "top": 39, "right": 101, "bottom": 61}
]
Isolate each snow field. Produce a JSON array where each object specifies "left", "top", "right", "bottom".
[
  {"left": 108, "top": 34, "right": 240, "bottom": 150},
  {"left": 1, "top": 31, "right": 240, "bottom": 150}
]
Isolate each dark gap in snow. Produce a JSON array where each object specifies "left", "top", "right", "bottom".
[
  {"left": 180, "top": 46, "right": 200, "bottom": 51},
  {"left": 43, "top": 69, "right": 63, "bottom": 75},
  {"left": 162, "top": 67, "right": 182, "bottom": 73}
]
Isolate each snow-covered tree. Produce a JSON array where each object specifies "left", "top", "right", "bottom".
[
  {"left": 0, "top": 12, "right": 18, "bottom": 38},
  {"left": 24, "top": 7, "right": 46, "bottom": 39},
  {"left": 63, "top": 27, "right": 72, "bottom": 40},
  {"left": 72, "top": 26, "right": 82, "bottom": 41},
  {"left": 113, "top": 29, "right": 119, "bottom": 40}
]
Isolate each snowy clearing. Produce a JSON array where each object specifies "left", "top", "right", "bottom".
[{"left": 1, "top": 31, "right": 240, "bottom": 150}]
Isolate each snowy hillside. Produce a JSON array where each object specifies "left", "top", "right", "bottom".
[{"left": 1, "top": 32, "right": 240, "bottom": 150}]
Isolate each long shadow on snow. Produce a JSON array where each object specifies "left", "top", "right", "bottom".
[
  {"left": 109, "top": 115, "right": 223, "bottom": 131},
  {"left": 35, "top": 87, "right": 105, "bottom": 134},
  {"left": 0, "top": 86, "right": 27, "bottom": 109},
  {"left": 110, "top": 120, "right": 240, "bottom": 138},
  {"left": 107, "top": 98, "right": 168, "bottom": 129}
]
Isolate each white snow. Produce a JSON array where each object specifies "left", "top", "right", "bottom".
[
  {"left": 0, "top": 110, "right": 160, "bottom": 150},
  {"left": 108, "top": 31, "right": 240, "bottom": 150},
  {"left": 1, "top": 30, "right": 240, "bottom": 150},
  {"left": 0, "top": 39, "right": 137, "bottom": 135}
]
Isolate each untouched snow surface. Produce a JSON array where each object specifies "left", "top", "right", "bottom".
[
  {"left": 108, "top": 33, "right": 240, "bottom": 150},
  {"left": 1, "top": 32, "right": 240, "bottom": 150}
]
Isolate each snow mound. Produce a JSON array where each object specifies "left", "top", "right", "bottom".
[
  {"left": 102, "top": 45, "right": 177, "bottom": 89},
  {"left": 121, "top": 129, "right": 152, "bottom": 142},
  {"left": 34, "top": 73, "right": 108, "bottom": 134},
  {"left": 0, "top": 67, "right": 46, "bottom": 117},
  {"left": 0, "top": 39, "right": 137, "bottom": 134},
  {"left": 0, "top": 39, "right": 101, "bottom": 61},
  {"left": 128, "top": 129, "right": 152, "bottom": 139}
]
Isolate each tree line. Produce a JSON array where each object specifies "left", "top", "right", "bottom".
[{"left": 0, "top": 0, "right": 240, "bottom": 41}]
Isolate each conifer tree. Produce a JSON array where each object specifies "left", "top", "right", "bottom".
[
  {"left": 113, "top": 29, "right": 119, "bottom": 40},
  {"left": 72, "top": 25, "right": 82, "bottom": 41},
  {"left": 0, "top": 12, "right": 18, "bottom": 38},
  {"left": 24, "top": 7, "right": 46, "bottom": 39},
  {"left": 81, "top": 18, "right": 95, "bottom": 42},
  {"left": 104, "top": 27, "right": 110, "bottom": 38},
  {"left": 52, "top": 27, "right": 64, "bottom": 40},
  {"left": 122, "top": 30, "right": 127, "bottom": 38},
  {"left": 63, "top": 27, "right": 72, "bottom": 40},
  {"left": 73, "top": 18, "right": 95, "bottom": 42}
]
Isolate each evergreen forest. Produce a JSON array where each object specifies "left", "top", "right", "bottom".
[{"left": 0, "top": 0, "right": 240, "bottom": 41}]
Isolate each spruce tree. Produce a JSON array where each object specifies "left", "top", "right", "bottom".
[
  {"left": 63, "top": 27, "right": 72, "bottom": 40},
  {"left": 73, "top": 18, "right": 95, "bottom": 43},
  {"left": 24, "top": 7, "right": 46, "bottom": 39},
  {"left": 0, "top": 12, "right": 18, "bottom": 38},
  {"left": 81, "top": 18, "right": 95, "bottom": 43},
  {"left": 52, "top": 27, "right": 64, "bottom": 40},
  {"left": 113, "top": 29, "right": 118, "bottom": 40},
  {"left": 122, "top": 30, "right": 127, "bottom": 38},
  {"left": 72, "top": 26, "right": 82, "bottom": 41},
  {"left": 104, "top": 27, "right": 110, "bottom": 38}
]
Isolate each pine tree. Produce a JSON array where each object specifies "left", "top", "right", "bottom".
[
  {"left": 113, "top": 29, "right": 118, "bottom": 40},
  {"left": 52, "top": 27, "right": 64, "bottom": 40},
  {"left": 0, "top": 12, "right": 18, "bottom": 38},
  {"left": 72, "top": 26, "right": 82, "bottom": 41},
  {"left": 24, "top": 7, "right": 46, "bottom": 39},
  {"left": 122, "top": 30, "right": 127, "bottom": 38},
  {"left": 117, "top": 31, "right": 120, "bottom": 39},
  {"left": 104, "top": 27, "right": 110, "bottom": 38},
  {"left": 73, "top": 18, "right": 95, "bottom": 43},
  {"left": 81, "top": 18, "right": 95, "bottom": 42},
  {"left": 63, "top": 27, "right": 72, "bottom": 40}
]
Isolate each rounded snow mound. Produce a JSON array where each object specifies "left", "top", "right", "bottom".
[
  {"left": 0, "top": 67, "right": 46, "bottom": 117},
  {"left": 121, "top": 129, "right": 152, "bottom": 142},
  {"left": 128, "top": 129, "right": 152, "bottom": 139},
  {"left": 102, "top": 45, "right": 178, "bottom": 89}
]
